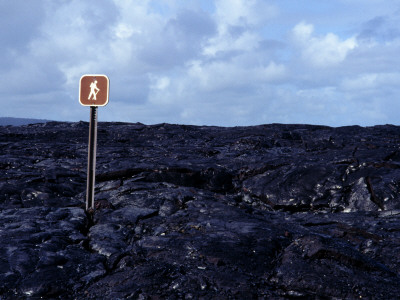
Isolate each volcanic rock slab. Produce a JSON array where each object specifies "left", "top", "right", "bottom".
[{"left": 0, "top": 121, "right": 400, "bottom": 298}]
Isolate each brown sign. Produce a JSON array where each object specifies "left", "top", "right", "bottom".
[{"left": 79, "top": 74, "right": 109, "bottom": 106}]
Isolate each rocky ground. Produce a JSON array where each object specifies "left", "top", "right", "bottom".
[{"left": 1, "top": 121, "right": 400, "bottom": 299}]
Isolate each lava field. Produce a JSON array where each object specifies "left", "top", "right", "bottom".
[{"left": 1, "top": 121, "right": 400, "bottom": 298}]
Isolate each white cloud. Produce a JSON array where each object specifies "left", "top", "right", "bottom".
[
  {"left": 341, "top": 72, "right": 400, "bottom": 92},
  {"left": 214, "top": 0, "right": 277, "bottom": 28},
  {"left": 151, "top": 76, "right": 171, "bottom": 91},
  {"left": 292, "top": 22, "right": 358, "bottom": 67},
  {"left": 187, "top": 59, "right": 285, "bottom": 92},
  {"left": 114, "top": 23, "right": 136, "bottom": 39},
  {"left": 203, "top": 0, "right": 277, "bottom": 56},
  {"left": 203, "top": 31, "right": 261, "bottom": 56}
]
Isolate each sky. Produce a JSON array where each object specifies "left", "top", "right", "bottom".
[{"left": 1, "top": 0, "right": 400, "bottom": 127}]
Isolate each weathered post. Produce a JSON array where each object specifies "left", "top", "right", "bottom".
[{"left": 79, "top": 74, "right": 109, "bottom": 211}]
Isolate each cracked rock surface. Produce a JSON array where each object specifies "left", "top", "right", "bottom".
[{"left": 1, "top": 121, "right": 400, "bottom": 298}]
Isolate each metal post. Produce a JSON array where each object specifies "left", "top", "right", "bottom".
[{"left": 86, "top": 106, "right": 98, "bottom": 211}]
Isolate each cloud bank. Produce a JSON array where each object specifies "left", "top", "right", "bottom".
[{"left": 1, "top": 0, "right": 400, "bottom": 126}]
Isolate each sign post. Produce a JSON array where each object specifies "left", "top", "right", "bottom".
[{"left": 79, "top": 74, "right": 109, "bottom": 211}]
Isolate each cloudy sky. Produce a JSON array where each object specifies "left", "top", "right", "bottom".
[{"left": 1, "top": 0, "right": 400, "bottom": 126}]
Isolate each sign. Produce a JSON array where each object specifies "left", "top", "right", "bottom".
[
  {"left": 79, "top": 74, "right": 109, "bottom": 106},
  {"left": 79, "top": 74, "right": 110, "bottom": 211}
]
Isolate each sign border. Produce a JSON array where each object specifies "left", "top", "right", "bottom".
[{"left": 79, "top": 74, "right": 110, "bottom": 107}]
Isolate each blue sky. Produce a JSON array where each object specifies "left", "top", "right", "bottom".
[{"left": 1, "top": 0, "right": 400, "bottom": 126}]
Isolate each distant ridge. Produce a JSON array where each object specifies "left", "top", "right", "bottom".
[{"left": 0, "top": 117, "right": 53, "bottom": 126}]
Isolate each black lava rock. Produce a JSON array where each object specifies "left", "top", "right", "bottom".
[{"left": 1, "top": 121, "right": 400, "bottom": 299}]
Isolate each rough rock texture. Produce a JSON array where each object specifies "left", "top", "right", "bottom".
[{"left": 1, "top": 121, "right": 400, "bottom": 299}]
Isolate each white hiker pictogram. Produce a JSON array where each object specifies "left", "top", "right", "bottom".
[{"left": 88, "top": 80, "right": 100, "bottom": 100}]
